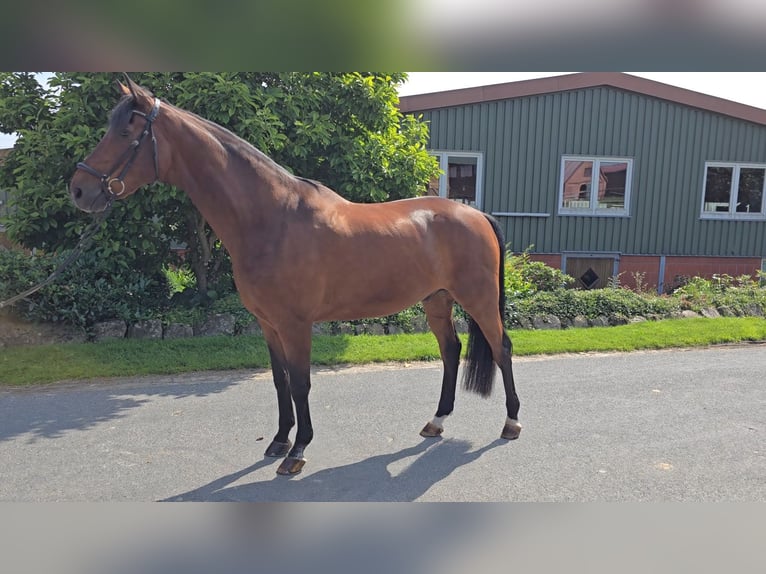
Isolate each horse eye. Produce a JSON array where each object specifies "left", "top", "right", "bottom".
[{"left": 120, "top": 128, "right": 130, "bottom": 137}]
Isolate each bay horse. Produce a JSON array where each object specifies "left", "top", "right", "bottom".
[{"left": 69, "top": 77, "right": 521, "bottom": 475}]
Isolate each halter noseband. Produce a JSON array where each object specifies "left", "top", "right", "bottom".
[{"left": 76, "top": 97, "right": 161, "bottom": 197}]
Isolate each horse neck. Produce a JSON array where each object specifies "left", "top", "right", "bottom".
[{"left": 157, "top": 107, "right": 295, "bottom": 252}]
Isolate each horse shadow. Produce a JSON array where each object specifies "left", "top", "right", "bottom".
[{"left": 162, "top": 437, "right": 508, "bottom": 502}]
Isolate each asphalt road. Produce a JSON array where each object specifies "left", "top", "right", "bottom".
[{"left": 1, "top": 344, "right": 764, "bottom": 501}]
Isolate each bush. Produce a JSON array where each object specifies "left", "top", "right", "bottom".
[
  {"left": 512, "top": 287, "right": 680, "bottom": 325},
  {"left": 505, "top": 250, "right": 574, "bottom": 297},
  {"left": 5, "top": 242, "right": 763, "bottom": 337},
  {"left": 673, "top": 274, "right": 766, "bottom": 314},
  {"left": 163, "top": 264, "right": 196, "bottom": 295},
  {"left": 0, "top": 248, "right": 166, "bottom": 332}
]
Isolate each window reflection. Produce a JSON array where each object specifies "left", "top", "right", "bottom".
[
  {"left": 562, "top": 160, "right": 593, "bottom": 209},
  {"left": 561, "top": 158, "right": 629, "bottom": 212},
  {"left": 703, "top": 166, "right": 733, "bottom": 213},
  {"left": 427, "top": 152, "right": 481, "bottom": 207},
  {"left": 737, "top": 167, "right": 764, "bottom": 213},
  {"left": 598, "top": 161, "right": 627, "bottom": 210},
  {"left": 447, "top": 156, "right": 477, "bottom": 204}
]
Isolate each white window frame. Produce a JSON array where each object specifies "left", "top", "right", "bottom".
[
  {"left": 429, "top": 150, "right": 483, "bottom": 210},
  {"left": 700, "top": 161, "right": 766, "bottom": 220},
  {"left": 558, "top": 155, "right": 633, "bottom": 217}
]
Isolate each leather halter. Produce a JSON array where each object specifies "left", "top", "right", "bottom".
[{"left": 76, "top": 97, "right": 161, "bottom": 196}]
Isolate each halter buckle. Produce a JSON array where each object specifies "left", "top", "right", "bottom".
[{"left": 107, "top": 178, "right": 127, "bottom": 196}]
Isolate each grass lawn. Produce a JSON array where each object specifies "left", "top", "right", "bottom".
[{"left": 1, "top": 317, "right": 764, "bottom": 386}]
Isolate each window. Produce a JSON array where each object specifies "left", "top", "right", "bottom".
[
  {"left": 428, "top": 151, "right": 483, "bottom": 208},
  {"left": 701, "top": 162, "right": 766, "bottom": 219},
  {"left": 559, "top": 156, "right": 632, "bottom": 216}
]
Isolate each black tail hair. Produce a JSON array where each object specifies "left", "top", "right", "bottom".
[{"left": 462, "top": 214, "right": 506, "bottom": 397}]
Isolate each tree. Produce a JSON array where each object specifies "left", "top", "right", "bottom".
[
  {"left": 0, "top": 72, "right": 173, "bottom": 281},
  {"left": 0, "top": 72, "right": 440, "bottom": 299}
]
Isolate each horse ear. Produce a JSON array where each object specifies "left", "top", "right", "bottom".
[
  {"left": 122, "top": 73, "right": 140, "bottom": 100},
  {"left": 116, "top": 79, "right": 131, "bottom": 96}
]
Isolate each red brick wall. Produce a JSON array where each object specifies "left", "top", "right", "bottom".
[
  {"left": 526, "top": 253, "right": 562, "bottom": 269},
  {"left": 517, "top": 253, "right": 762, "bottom": 293},
  {"left": 662, "top": 256, "right": 762, "bottom": 291},
  {"left": 619, "top": 256, "right": 662, "bottom": 291}
]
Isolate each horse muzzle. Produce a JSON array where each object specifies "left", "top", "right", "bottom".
[{"left": 70, "top": 179, "right": 113, "bottom": 213}]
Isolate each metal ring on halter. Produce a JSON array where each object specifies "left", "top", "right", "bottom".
[{"left": 107, "top": 178, "right": 127, "bottom": 196}]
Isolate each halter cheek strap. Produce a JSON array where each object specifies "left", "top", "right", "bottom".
[{"left": 76, "top": 97, "right": 162, "bottom": 197}]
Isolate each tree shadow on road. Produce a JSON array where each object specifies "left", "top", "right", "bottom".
[
  {"left": 163, "top": 437, "right": 508, "bottom": 502},
  {"left": 0, "top": 377, "right": 240, "bottom": 443}
]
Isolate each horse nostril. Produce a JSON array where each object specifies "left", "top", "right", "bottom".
[{"left": 73, "top": 187, "right": 83, "bottom": 200}]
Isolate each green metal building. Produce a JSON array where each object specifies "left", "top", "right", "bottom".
[{"left": 399, "top": 72, "right": 766, "bottom": 292}]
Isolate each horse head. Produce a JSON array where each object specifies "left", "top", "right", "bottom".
[{"left": 70, "top": 75, "right": 162, "bottom": 213}]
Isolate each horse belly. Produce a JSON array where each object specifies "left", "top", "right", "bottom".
[{"left": 315, "top": 251, "right": 440, "bottom": 321}]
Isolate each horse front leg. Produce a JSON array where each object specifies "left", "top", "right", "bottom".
[
  {"left": 261, "top": 324, "right": 295, "bottom": 458},
  {"left": 275, "top": 324, "right": 314, "bottom": 476}
]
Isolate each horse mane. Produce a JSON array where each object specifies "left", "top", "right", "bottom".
[
  {"left": 189, "top": 113, "right": 332, "bottom": 196},
  {"left": 112, "top": 88, "right": 337, "bottom": 205},
  {"left": 181, "top": 107, "right": 300, "bottom": 183},
  {"left": 112, "top": 91, "right": 308, "bottom": 189},
  {"left": 295, "top": 176, "right": 321, "bottom": 189}
]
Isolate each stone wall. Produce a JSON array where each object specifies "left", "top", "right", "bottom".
[{"left": 86, "top": 302, "right": 765, "bottom": 342}]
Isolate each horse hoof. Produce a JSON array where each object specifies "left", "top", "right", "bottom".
[
  {"left": 276, "top": 456, "right": 306, "bottom": 475},
  {"left": 420, "top": 421, "right": 443, "bottom": 438},
  {"left": 265, "top": 439, "right": 292, "bottom": 457},
  {"left": 501, "top": 420, "right": 522, "bottom": 440}
]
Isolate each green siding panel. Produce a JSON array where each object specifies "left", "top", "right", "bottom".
[{"left": 420, "top": 86, "right": 766, "bottom": 258}]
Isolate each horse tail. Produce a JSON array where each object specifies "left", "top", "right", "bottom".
[{"left": 462, "top": 214, "right": 506, "bottom": 398}]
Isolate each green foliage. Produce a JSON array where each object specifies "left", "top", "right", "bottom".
[
  {"left": 268, "top": 72, "right": 439, "bottom": 202},
  {"left": 0, "top": 72, "right": 50, "bottom": 133},
  {"left": 0, "top": 72, "right": 439, "bottom": 309},
  {"left": 0, "top": 248, "right": 165, "bottom": 331},
  {"left": 513, "top": 287, "right": 680, "bottom": 324},
  {"left": 0, "top": 73, "right": 171, "bottom": 280},
  {"left": 505, "top": 249, "right": 574, "bottom": 298},
  {"left": 163, "top": 264, "right": 196, "bottom": 295},
  {"left": 504, "top": 250, "right": 575, "bottom": 323},
  {"left": 673, "top": 274, "right": 766, "bottom": 314}
]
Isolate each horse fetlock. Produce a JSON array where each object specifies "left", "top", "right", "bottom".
[
  {"left": 276, "top": 456, "right": 307, "bottom": 475},
  {"left": 420, "top": 415, "right": 446, "bottom": 438},
  {"left": 277, "top": 445, "right": 308, "bottom": 475},
  {"left": 501, "top": 418, "right": 522, "bottom": 440},
  {"left": 265, "top": 439, "right": 292, "bottom": 458}
]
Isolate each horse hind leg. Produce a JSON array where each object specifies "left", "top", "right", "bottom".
[
  {"left": 419, "top": 291, "right": 461, "bottom": 438},
  {"left": 459, "top": 297, "right": 522, "bottom": 440},
  {"left": 497, "top": 330, "right": 522, "bottom": 440}
]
